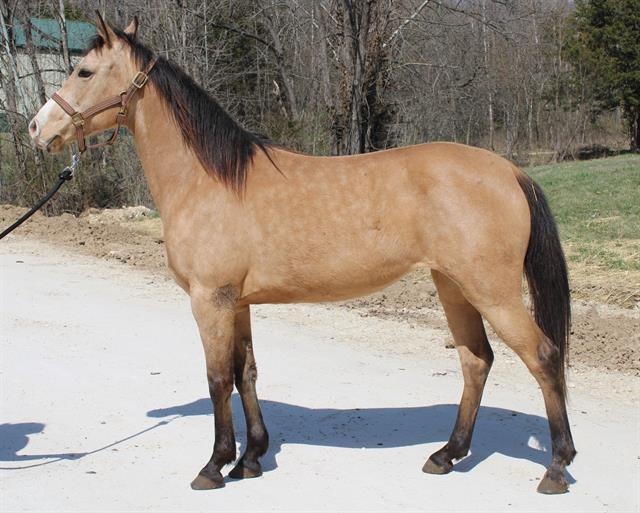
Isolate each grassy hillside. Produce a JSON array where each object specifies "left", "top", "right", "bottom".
[{"left": 528, "top": 154, "right": 640, "bottom": 306}]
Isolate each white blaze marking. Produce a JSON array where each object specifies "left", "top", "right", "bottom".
[{"left": 36, "top": 97, "right": 59, "bottom": 127}]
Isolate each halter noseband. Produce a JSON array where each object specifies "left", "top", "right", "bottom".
[{"left": 51, "top": 57, "right": 157, "bottom": 153}]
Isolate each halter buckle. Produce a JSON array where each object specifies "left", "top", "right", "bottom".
[
  {"left": 132, "top": 71, "right": 149, "bottom": 89},
  {"left": 71, "top": 113, "right": 85, "bottom": 127}
]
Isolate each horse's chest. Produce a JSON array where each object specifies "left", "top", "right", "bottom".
[{"left": 163, "top": 231, "right": 248, "bottom": 294}]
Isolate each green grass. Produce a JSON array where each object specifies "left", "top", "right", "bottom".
[{"left": 528, "top": 154, "right": 640, "bottom": 272}]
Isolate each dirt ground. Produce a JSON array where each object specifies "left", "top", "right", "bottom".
[{"left": 2, "top": 204, "right": 638, "bottom": 375}]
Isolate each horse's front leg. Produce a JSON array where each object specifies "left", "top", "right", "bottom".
[{"left": 189, "top": 285, "right": 239, "bottom": 490}]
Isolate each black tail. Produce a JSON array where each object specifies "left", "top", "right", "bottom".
[{"left": 516, "top": 173, "right": 571, "bottom": 397}]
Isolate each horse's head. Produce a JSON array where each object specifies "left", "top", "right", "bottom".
[{"left": 29, "top": 13, "right": 143, "bottom": 153}]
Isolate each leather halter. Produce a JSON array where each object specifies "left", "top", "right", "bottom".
[{"left": 51, "top": 57, "right": 157, "bottom": 153}]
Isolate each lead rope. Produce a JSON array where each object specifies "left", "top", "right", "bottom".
[{"left": 0, "top": 153, "right": 80, "bottom": 240}]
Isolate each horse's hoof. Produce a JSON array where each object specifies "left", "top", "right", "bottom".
[
  {"left": 537, "top": 473, "right": 569, "bottom": 494},
  {"left": 422, "top": 457, "right": 453, "bottom": 475},
  {"left": 229, "top": 460, "right": 262, "bottom": 479},
  {"left": 190, "top": 473, "right": 225, "bottom": 490}
]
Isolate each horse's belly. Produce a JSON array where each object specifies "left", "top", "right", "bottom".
[{"left": 239, "top": 246, "right": 428, "bottom": 305}]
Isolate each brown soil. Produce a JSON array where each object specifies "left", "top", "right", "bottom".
[
  {"left": 2, "top": 204, "right": 638, "bottom": 375},
  {"left": 1, "top": 205, "right": 168, "bottom": 272}
]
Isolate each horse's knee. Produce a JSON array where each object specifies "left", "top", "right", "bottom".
[{"left": 209, "top": 373, "right": 234, "bottom": 394}]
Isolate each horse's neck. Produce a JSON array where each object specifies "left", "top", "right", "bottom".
[{"left": 130, "top": 89, "right": 200, "bottom": 216}]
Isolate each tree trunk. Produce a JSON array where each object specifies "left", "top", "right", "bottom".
[
  {"left": 54, "top": 0, "right": 72, "bottom": 74},
  {"left": 323, "top": 0, "right": 393, "bottom": 155},
  {"left": 314, "top": 2, "right": 342, "bottom": 154},
  {"left": 262, "top": 12, "right": 299, "bottom": 121},
  {"left": 0, "top": 6, "right": 28, "bottom": 176},
  {"left": 481, "top": 0, "right": 494, "bottom": 151},
  {"left": 631, "top": 107, "right": 640, "bottom": 152},
  {"left": 17, "top": 10, "right": 48, "bottom": 192},
  {"left": 23, "top": 15, "right": 47, "bottom": 105},
  {"left": 347, "top": 0, "right": 371, "bottom": 154}
]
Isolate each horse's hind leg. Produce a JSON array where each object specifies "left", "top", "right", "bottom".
[
  {"left": 228, "top": 306, "right": 269, "bottom": 479},
  {"left": 423, "top": 270, "right": 494, "bottom": 474},
  {"left": 477, "top": 299, "right": 576, "bottom": 494}
]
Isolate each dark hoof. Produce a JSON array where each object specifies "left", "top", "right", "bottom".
[
  {"left": 422, "top": 457, "right": 453, "bottom": 475},
  {"left": 190, "top": 473, "right": 225, "bottom": 490},
  {"left": 537, "top": 473, "right": 569, "bottom": 494},
  {"left": 229, "top": 460, "right": 262, "bottom": 479}
]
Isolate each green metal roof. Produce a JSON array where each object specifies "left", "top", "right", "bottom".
[
  {"left": 13, "top": 18, "right": 96, "bottom": 54},
  {"left": 0, "top": 113, "right": 10, "bottom": 133}
]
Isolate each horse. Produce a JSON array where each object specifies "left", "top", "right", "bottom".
[{"left": 29, "top": 14, "right": 576, "bottom": 494}]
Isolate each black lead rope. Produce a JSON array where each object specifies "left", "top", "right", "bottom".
[{"left": 0, "top": 154, "right": 79, "bottom": 241}]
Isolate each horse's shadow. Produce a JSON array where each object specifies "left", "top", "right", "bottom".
[
  {"left": 1, "top": 397, "right": 573, "bottom": 484},
  {"left": 148, "top": 396, "right": 573, "bottom": 481}
]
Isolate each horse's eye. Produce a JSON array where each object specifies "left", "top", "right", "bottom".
[{"left": 78, "top": 68, "right": 94, "bottom": 78}]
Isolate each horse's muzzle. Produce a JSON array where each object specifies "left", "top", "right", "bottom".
[{"left": 43, "top": 134, "right": 64, "bottom": 154}]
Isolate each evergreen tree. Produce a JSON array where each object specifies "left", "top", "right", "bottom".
[{"left": 567, "top": 0, "right": 640, "bottom": 151}]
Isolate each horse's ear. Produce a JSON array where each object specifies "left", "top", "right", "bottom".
[
  {"left": 124, "top": 16, "right": 139, "bottom": 38},
  {"left": 95, "top": 10, "right": 116, "bottom": 47}
]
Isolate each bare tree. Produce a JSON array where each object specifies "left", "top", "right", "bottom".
[
  {"left": 0, "top": 1, "right": 29, "bottom": 175},
  {"left": 53, "top": 0, "right": 72, "bottom": 74}
]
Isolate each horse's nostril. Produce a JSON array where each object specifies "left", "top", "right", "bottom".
[{"left": 29, "top": 118, "right": 39, "bottom": 137}]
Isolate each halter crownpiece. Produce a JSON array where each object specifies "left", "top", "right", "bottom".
[{"left": 51, "top": 57, "right": 157, "bottom": 153}]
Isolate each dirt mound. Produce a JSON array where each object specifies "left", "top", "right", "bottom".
[
  {"left": 2, "top": 204, "right": 638, "bottom": 375},
  {"left": 1, "top": 205, "right": 166, "bottom": 271},
  {"left": 80, "top": 206, "right": 153, "bottom": 224}
]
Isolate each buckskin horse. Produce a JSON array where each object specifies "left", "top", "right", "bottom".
[{"left": 28, "top": 14, "right": 576, "bottom": 494}]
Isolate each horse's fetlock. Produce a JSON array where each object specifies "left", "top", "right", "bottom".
[
  {"left": 214, "top": 439, "right": 237, "bottom": 465},
  {"left": 249, "top": 425, "right": 269, "bottom": 454},
  {"left": 447, "top": 436, "right": 470, "bottom": 459},
  {"left": 556, "top": 444, "right": 577, "bottom": 466}
]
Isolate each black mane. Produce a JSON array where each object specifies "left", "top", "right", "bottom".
[{"left": 88, "top": 30, "right": 273, "bottom": 191}]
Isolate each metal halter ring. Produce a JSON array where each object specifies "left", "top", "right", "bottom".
[
  {"left": 71, "top": 113, "right": 85, "bottom": 127},
  {"left": 131, "top": 71, "right": 149, "bottom": 89}
]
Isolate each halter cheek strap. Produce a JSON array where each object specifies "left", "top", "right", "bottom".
[{"left": 51, "top": 57, "right": 157, "bottom": 153}]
